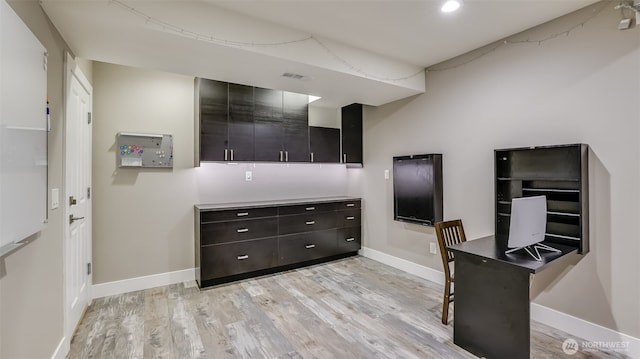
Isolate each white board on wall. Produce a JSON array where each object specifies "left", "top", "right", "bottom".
[{"left": 0, "top": 0, "right": 48, "bottom": 255}]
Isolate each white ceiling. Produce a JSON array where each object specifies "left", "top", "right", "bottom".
[{"left": 39, "top": 0, "right": 596, "bottom": 108}]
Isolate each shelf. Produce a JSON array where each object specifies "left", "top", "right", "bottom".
[
  {"left": 494, "top": 144, "right": 589, "bottom": 254},
  {"left": 522, "top": 188, "right": 579, "bottom": 193},
  {"left": 545, "top": 233, "right": 580, "bottom": 241},
  {"left": 497, "top": 177, "right": 579, "bottom": 182},
  {"left": 547, "top": 211, "right": 580, "bottom": 217}
]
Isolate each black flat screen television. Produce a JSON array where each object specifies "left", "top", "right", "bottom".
[{"left": 393, "top": 154, "right": 443, "bottom": 226}]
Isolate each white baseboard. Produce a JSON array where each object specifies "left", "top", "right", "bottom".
[
  {"left": 531, "top": 303, "right": 640, "bottom": 358},
  {"left": 92, "top": 268, "right": 195, "bottom": 299},
  {"left": 359, "top": 247, "right": 444, "bottom": 285},
  {"left": 359, "top": 246, "right": 640, "bottom": 359},
  {"left": 50, "top": 336, "right": 67, "bottom": 359}
]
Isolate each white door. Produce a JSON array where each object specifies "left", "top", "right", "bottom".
[{"left": 64, "top": 53, "right": 92, "bottom": 342}]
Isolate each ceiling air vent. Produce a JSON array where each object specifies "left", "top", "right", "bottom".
[{"left": 282, "top": 72, "right": 308, "bottom": 81}]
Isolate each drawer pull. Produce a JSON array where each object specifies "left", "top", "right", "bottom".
[
  {"left": 346, "top": 216, "right": 356, "bottom": 220},
  {"left": 305, "top": 207, "right": 315, "bottom": 211},
  {"left": 305, "top": 244, "right": 316, "bottom": 249},
  {"left": 346, "top": 237, "right": 356, "bottom": 242},
  {"left": 346, "top": 203, "right": 355, "bottom": 207},
  {"left": 237, "top": 255, "right": 249, "bottom": 260},
  {"left": 236, "top": 212, "right": 249, "bottom": 217},
  {"left": 236, "top": 228, "right": 249, "bottom": 233},
  {"left": 305, "top": 221, "right": 315, "bottom": 225}
]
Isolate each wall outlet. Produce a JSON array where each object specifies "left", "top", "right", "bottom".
[
  {"left": 429, "top": 242, "right": 438, "bottom": 254},
  {"left": 245, "top": 171, "right": 252, "bottom": 181}
]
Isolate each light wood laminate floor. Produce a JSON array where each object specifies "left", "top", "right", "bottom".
[{"left": 68, "top": 256, "right": 628, "bottom": 359}]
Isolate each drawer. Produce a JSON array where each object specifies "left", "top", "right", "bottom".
[
  {"left": 201, "top": 218, "right": 278, "bottom": 245},
  {"left": 337, "top": 209, "right": 361, "bottom": 228},
  {"left": 337, "top": 200, "right": 361, "bottom": 210},
  {"left": 278, "top": 202, "right": 337, "bottom": 216},
  {"left": 201, "top": 207, "right": 277, "bottom": 223},
  {"left": 278, "top": 211, "right": 337, "bottom": 235},
  {"left": 279, "top": 229, "right": 338, "bottom": 266},
  {"left": 337, "top": 227, "right": 361, "bottom": 253},
  {"left": 201, "top": 237, "right": 278, "bottom": 280}
]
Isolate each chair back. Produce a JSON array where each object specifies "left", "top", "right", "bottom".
[{"left": 435, "top": 219, "right": 467, "bottom": 266}]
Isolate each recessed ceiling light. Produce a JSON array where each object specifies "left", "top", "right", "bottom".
[
  {"left": 308, "top": 95, "right": 321, "bottom": 104},
  {"left": 441, "top": 0, "right": 462, "bottom": 13}
]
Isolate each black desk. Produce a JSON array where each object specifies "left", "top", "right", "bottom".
[{"left": 448, "top": 236, "right": 576, "bottom": 359}]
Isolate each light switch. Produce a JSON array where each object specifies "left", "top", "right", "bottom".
[
  {"left": 245, "top": 171, "right": 252, "bottom": 181},
  {"left": 384, "top": 169, "right": 390, "bottom": 180},
  {"left": 51, "top": 188, "right": 59, "bottom": 209}
]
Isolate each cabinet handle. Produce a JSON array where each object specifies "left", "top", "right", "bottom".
[
  {"left": 236, "top": 212, "right": 249, "bottom": 217},
  {"left": 346, "top": 237, "right": 355, "bottom": 242},
  {"left": 310, "top": 152, "right": 314, "bottom": 162},
  {"left": 230, "top": 149, "right": 234, "bottom": 161},
  {"left": 305, "top": 207, "right": 315, "bottom": 211},
  {"left": 305, "top": 244, "right": 316, "bottom": 249},
  {"left": 237, "top": 228, "right": 249, "bottom": 233},
  {"left": 346, "top": 216, "right": 356, "bottom": 220},
  {"left": 343, "top": 154, "right": 347, "bottom": 163},
  {"left": 346, "top": 203, "right": 355, "bottom": 207},
  {"left": 305, "top": 221, "right": 315, "bottom": 225},
  {"left": 285, "top": 151, "right": 289, "bottom": 162},
  {"left": 279, "top": 151, "right": 284, "bottom": 162},
  {"left": 237, "top": 255, "right": 249, "bottom": 260},
  {"left": 224, "top": 149, "right": 228, "bottom": 161}
]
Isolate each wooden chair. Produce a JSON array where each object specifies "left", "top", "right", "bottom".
[{"left": 434, "top": 219, "right": 467, "bottom": 325}]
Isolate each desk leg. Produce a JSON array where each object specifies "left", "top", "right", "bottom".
[{"left": 454, "top": 253, "right": 531, "bottom": 359}]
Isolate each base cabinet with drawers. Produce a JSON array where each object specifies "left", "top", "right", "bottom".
[{"left": 195, "top": 197, "right": 362, "bottom": 288}]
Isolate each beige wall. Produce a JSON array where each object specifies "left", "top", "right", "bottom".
[
  {"left": 361, "top": 3, "right": 640, "bottom": 338},
  {"left": 92, "top": 62, "right": 354, "bottom": 284},
  {"left": 0, "top": 1, "right": 72, "bottom": 358}
]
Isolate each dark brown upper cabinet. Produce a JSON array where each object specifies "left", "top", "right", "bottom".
[
  {"left": 341, "top": 103, "right": 363, "bottom": 166},
  {"left": 310, "top": 126, "right": 340, "bottom": 163},
  {"left": 197, "top": 78, "right": 329, "bottom": 164},
  {"left": 282, "top": 92, "right": 309, "bottom": 162},
  {"left": 197, "top": 79, "right": 255, "bottom": 162},
  {"left": 228, "top": 84, "right": 255, "bottom": 161},
  {"left": 198, "top": 78, "right": 228, "bottom": 162},
  {"left": 254, "top": 87, "right": 284, "bottom": 162}
]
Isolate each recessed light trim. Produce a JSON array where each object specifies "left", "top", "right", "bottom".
[{"left": 441, "top": 0, "right": 462, "bottom": 13}]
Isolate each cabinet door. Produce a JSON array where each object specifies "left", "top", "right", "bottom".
[
  {"left": 228, "top": 84, "right": 254, "bottom": 161},
  {"left": 199, "top": 79, "right": 228, "bottom": 161},
  {"left": 254, "top": 87, "right": 283, "bottom": 161},
  {"left": 341, "top": 103, "right": 363, "bottom": 165},
  {"left": 282, "top": 91, "right": 309, "bottom": 162},
  {"left": 310, "top": 126, "right": 340, "bottom": 163}
]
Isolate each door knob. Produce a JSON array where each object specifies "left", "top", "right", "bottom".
[{"left": 69, "top": 214, "right": 85, "bottom": 224}]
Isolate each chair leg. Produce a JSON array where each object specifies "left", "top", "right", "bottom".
[{"left": 442, "top": 280, "right": 451, "bottom": 325}]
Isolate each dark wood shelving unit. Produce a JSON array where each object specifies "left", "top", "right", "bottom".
[{"left": 494, "top": 144, "right": 589, "bottom": 254}]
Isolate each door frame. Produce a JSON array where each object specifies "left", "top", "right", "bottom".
[{"left": 62, "top": 51, "right": 93, "bottom": 350}]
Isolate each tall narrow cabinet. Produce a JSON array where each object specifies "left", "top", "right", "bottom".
[
  {"left": 341, "top": 103, "right": 363, "bottom": 166},
  {"left": 494, "top": 144, "right": 589, "bottom": 254}
]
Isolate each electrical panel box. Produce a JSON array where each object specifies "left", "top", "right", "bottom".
[{"left": 116, "top": 132, "right": 173, "bottom": 168}]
